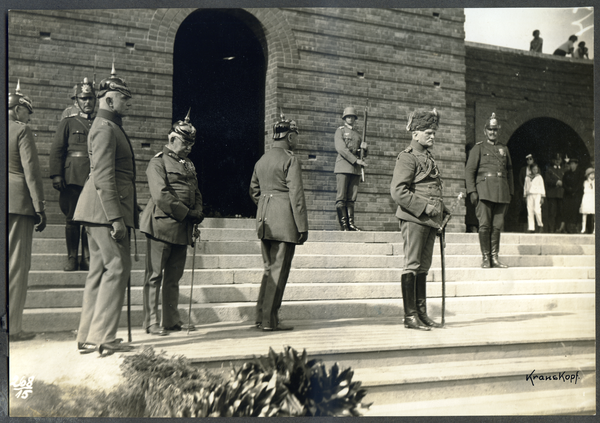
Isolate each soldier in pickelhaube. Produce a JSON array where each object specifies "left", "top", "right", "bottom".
[
  {"left": 333, "top": 106, "right": 368, "bottom": 231},
  {"left": 391, "top": 108, "right": 447, "bottom": 331},
  {"left": 8, "top": 80, "right": 46, "bottom": 341},
  {"left": 140, "top": 110, "right": 204, "bottom": 336},
  {"left": 249, "top": 113, "right": 308, "bottom": 331},
  {"left": 49, "top": 77, "right": 96, "bottom": 271},
  {"left": 72, "top": 64, "right": 138, "bottom": 355},
  {"left": 465, "top": 113, "right": 514, "bottom": 268}
]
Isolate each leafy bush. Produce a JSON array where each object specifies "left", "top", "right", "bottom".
[{"left": 11, "top": 346, "right": 371, "bottom": 417}]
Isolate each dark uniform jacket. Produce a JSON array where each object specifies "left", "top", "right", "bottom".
[
  {"left": 49, "top": 112, "right": 94, "bottom": 186},
  {"left": 140, "top": 146, "right": 203, "bottom": 246},
  {"left": 250, "top": 141, "right": 309, "bottom": 244},
  {"left": 9, "top": 117, "right": 45, "bottom": 216},
  {"left": 544, "top": 165, "right": 565, "bottom": 199},
  {"left": 334, "top": 123, "right": 367, "bottom": 175},
  {"left": 73, "top": 108, "right": 139, "bottom": 228},
  {"left": 465, "top": 140, "right": 514, "bottom": 204},
  {"left": 391, "top": 140, "right": 445, "bottom": 229}
]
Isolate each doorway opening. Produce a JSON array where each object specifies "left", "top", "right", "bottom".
[
  {"left": 505, "top": 117, "right": 589, "bottom": 232},
  {"left": 173, "top": 9, "right": 266, "bottom": 218}
]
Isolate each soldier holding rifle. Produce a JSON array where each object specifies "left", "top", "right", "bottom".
[
  {"left": 391, "top": 108, "right": 447, "bottom": 331},
  {"left": 334, "top": 107, "right": 368, "bottom": 231}
]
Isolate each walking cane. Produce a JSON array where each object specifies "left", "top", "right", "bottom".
[
  {"left": 186, "top": 225, "right": 200, "bottom": 335},
  {"left": 438, "top": 192, "right": 464, "bottom": 328},
  {"left": 127, "top": 229, "right": 139, "bottom": 343}
]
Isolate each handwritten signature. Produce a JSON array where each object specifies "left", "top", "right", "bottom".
[
  {"left": 10, "top": 375, "right": 34, "bottom": 399},
  {"left": 526, "top": 370, "right": 580, "bottom": 387}
]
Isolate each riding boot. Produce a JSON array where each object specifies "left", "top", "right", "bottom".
[
  {"left": 79, "top": 227, "right": 90, "bottom": 271},
  {"left": 490, "top": 229, "right": 508, "bottom": 268},
  {"left": 346, "top": 203, "right": 362, "bottom": 231},
  {"left": 401, "top": 273, "right": 431, "bottom": 331},
  {"left": 336, "top": 203, "right": 349, "bottom": 231},
  {"left": 64, "top": 223, "right": 80, "bottom": 271},
  {"left": 478, "top": 229, "right": 492, "bottom": 268},
  {"left": 415, "top": 273, "right": 442, "bottom": 328}
]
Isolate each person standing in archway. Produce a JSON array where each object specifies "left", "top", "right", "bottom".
[
  {"left": 544, "top": 153, "right": 566, "bottom": 233},
  {"left": 334, "top": 107, "right": 368, "bottom": 231},
  {"left": 465, "top": 113, "right": 514, "bottom": 268},
  {"left": 562, "top": 157, "right": 585, "bottom": 233}
]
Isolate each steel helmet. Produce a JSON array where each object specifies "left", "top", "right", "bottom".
[{"left": 342, "top": 106, "right": 358, "bottom": 120}]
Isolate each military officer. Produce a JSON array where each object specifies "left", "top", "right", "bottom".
[
  {"left": 72, "top": 64, "right": 138, "bottom": 355},
  {"left": 140, "top": 110, "right": 204, "bottom": 336},
  {"left": 391, "top": 108, "right": 446, "bottom": 331},
  {"left": 49, "top": 77, "right": 96, "bottom": 271},
  {"left": 249, "top": 114, "right": 309, "bottom": 331},
  {"left": 465, "top": 113, "right": 514, "bottom": 268},
  {"left": 544, "top": 153, "right": 565, "bottom": 233},
  {"left": 334, "top": 106, "right": 368, "bottom": 231},
  {"left": 8, "top": 80, "right": 46, "bottom": 342}
]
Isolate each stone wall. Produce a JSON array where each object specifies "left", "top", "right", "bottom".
[{"left": 8, "top": 7, "right": 468, "bottom": 231}]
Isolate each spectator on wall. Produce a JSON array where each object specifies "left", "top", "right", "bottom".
[
  {"left": 553, "top": 35, "right": 578, "bottom": 56},
  {"left": 530, "top": 30, "right": 543, "bottom": 53},
  {"left": 573, "top": 41, "right": 589, "bottom": 59}
]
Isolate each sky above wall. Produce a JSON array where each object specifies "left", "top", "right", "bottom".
[{"left": 464, "top": 7, "right": 594, "bottom": 59}]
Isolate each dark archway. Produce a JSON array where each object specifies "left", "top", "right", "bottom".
[
  {"left": 505, "top": 117, "right": 590, "bottom": 232},
  {"left": 173, "top": 9, "right": 266, "bottom": 218}
]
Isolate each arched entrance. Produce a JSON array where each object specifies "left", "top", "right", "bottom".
[
  {"left": 505, "top": 117, "right": 590, "bottom": 232},
  {"left": 173, "top": 9, "right": 266, "bottom": 218}
]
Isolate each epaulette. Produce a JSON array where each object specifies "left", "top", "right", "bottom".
[
  {"left": 284, "top": 149, "right": 294, "bottom": 156},
  {"left": 475, "top": 141, "right": 483, "bottom": 145},
  {"left": 13, "top": 120, "right": 25, "bottom": 125},
  {"left": 338, "top": 126, "right": 345, "bottom": 130},
  {"left": 154, "top": 151, "right": 163, "bottom": 158}
]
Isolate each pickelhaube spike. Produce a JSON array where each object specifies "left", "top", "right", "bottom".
[
  {"left": 273, "top": 108, "right": 299, "bottom": 140},
  {"left": 485, "top": 112, "right": 500, "bottom": 130},
  {"left": 97, "top": 61, "right": 131, "bottom": 98},
  {"left": 170, "top": 108, "right": 196, "bottom": 142},
  {"left": 8, "top": 78, "right": 34, "bottom": 113}
]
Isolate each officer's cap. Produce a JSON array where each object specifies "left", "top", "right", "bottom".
[
  {"left": 97, "top": 63, "right": 131, "bottom": 99},
  {"left": 485, "top": 113, "right": 501, "bottom": 130},
  {"left": 526, "top": 154, "right": 533, "bottom": 160},
  {"left": 273, "top": 111, "right": 299, "bottom": 140},
  {"left": 585, "top": 167, "right": 595, "bottom": 177},
  {"left": 169, "top": 108, "right": 196, "bottom": 142},
  {"left": 342, "top": 107, "right": 358, "bottom": 120},
  {"left": 71, "top": 77, "right": 96, "bottom": 99},
  {"left": 406, "top": 108, "right": 439, "bottom": 131},
  {"left": 8, "top": 79, "right": 33, "bottom": 114}
]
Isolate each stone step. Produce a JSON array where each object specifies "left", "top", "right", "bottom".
[
  {"left": 23, "top": 280, "right": 595, "bottom": 308},
  {"left": 27, "top": 266, "right": 595, "bottom": 287},
  {"left": 29, "top": 252, "right": 596, "bottom": 271},
  {"left": 366, "top": 387, "right": 595, "bottom": 416},
  {"left": 31, "top": 238, "right": 596, "bottom": 256},
  {"left": 33, "top": 224, "right": 596, "bottom": 245},
  {"left": 21, "top": 293, "right": 595, "bottom": 332}
]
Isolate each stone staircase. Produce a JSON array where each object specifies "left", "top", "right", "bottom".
[
  {"left": 23, "top": 218, "right": 595, "bottom": 415},
  {"left": 25, "top": 218, "right": 594, "bottom": 331}
]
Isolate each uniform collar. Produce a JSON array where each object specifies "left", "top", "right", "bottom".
[
  {"left": 96, "top": 108, "right": 122, "bottom": 127},
  {"left": 79, "top": 111, "right": 96, "bottom": 120},
  {"left": 164, "top": 146, "right": 186, "bottom": 162},
  {"left": 344, "top": 123, "right": 354, "bottom": 130},
  {"left": 273, "top": 140, "right": 292, "bottom": 151},
  {"left": 486, "top": 139, "right": 497, "bottom": 145},
  {"left": 410, "top": 139, "right": 429, "bottom": 154}
]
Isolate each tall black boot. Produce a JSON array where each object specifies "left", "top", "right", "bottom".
[
  {"left": 346, "top": 203, "right": 362, "bottom": 231},
  {"left": 478, "top": 229, "right": 492, "bottom": 268},
  {"left": 416, "top": 273, "right": 442, "bottom": 328},
  {"left": 401, "top": 273, "right": 431, "bottom": 331},
  {"left": 79, "top": 226, "right": 90, "bottom": 271},
  {"left": 336, "top": 203, "right": 349, "bottom": 231},
  {"left": 64, "top": 223, "right": 80, "bottom": 271},
  {"left": 490, "top": 229, "right": 508, "bottom": 268}
]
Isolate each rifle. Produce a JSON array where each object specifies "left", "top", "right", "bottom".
[
  {"left": 437, "top": 192, "right": 464, "bottom": 327},
  {"left": 360, "top": 107, "right": 367, "bottom": 182}
]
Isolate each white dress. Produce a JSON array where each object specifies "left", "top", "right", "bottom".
[{"left": 579, "top": 180, "right": 595, "bottom": 214}]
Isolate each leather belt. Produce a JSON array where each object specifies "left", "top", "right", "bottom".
[
  {"left": 67, "top": 151, "right": 88, "bottom": 157},
  {"left": 480, "top": 172, "right": 506, "bottom": 178}
]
